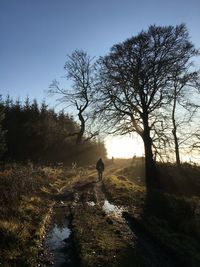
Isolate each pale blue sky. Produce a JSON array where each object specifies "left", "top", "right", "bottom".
[{"left": 0, "top": 0, "right": 200, "bottom": 106}]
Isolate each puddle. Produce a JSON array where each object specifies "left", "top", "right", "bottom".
[
  {"left": 103, "top": 200, "right": 118, "bottom": 213},
  {"left": 102, "top": 200, "right": 126, "bottom": 218},
  {"left": 87, "top": 199, "right": 126, "bottom": 219},
  {"left": 45, "top": 206, "right": 78, "bottom": 267}
]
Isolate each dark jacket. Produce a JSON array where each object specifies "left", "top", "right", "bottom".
[{"left": 96, "top": 158, "right": 104, "bottom": 172}]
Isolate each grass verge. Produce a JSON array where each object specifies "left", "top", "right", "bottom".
[
  {"left": 103, "top": 167, "right": 200, "bottom": 267},
  {"left": 0, "top": 164, "right": 71, "bottom": 266}
]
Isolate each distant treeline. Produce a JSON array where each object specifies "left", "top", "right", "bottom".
[{"left": 0, "top": 97, "right": 106, "bottom": 165}]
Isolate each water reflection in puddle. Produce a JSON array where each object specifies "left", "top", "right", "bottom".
[
  {"left": 102, "top": 200, "right": 126, "bottom": 219},
  {"left": 47, "top": 224, "right": 71, "bottom": 250},
  {"left": 86, "top": 199, "right": 124, "bottom": 217},
  {"left": 45, "top": 206, "right": 76, "bottom": 267}
]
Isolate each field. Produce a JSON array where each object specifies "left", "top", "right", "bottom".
[{"left": 0, "top": 159, "right": 200, "bottom": 266}]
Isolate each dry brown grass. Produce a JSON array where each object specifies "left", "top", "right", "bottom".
[{"left": 0, "top": 164, "right": 72, "bottom": 266}]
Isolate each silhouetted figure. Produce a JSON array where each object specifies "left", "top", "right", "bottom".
[{"left": 96, "top": 158, "right": 104, "bottom": 181}]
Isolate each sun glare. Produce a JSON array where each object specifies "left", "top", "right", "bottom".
[{"left": 105, "top": 136, "right": 144, "bottom": 159}]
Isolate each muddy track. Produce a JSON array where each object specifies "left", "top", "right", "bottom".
[
  {"left": 72, "top": 177, "right": 179, "bottom": 266},
  {"left": 40, "top": 174, "right": 180, "bottom": 267}
]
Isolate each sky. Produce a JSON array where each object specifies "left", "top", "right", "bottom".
[
  {"left": 0, "top": 0, "right": 200, "bottom": 103},
  {"left": 0, "top": 0, "right": 200, "bottom": 158}
]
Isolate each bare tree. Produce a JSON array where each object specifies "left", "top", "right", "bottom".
[
  {"left": 93, "top": 24, "right": 198, "bottom": 187},
  {"left": 150, "top": 111, "right": 171, "bottom": 162},
  {"left": 191, "top": 130, "right": 200, "bottom": 152},
  {"left": 49, "top": 50, "right": 97, "bottom": 145},
  {"left": 151, "top": 70, "right": 200, "bottom": 165},
  {"left": 168, "top": 70, "right": 200, "bottom": 166}
]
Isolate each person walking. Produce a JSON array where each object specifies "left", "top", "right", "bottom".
[{"left": 96, "top": 158, "right": 104, "bottom": 181}]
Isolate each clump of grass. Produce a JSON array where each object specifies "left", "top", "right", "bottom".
[{"left": 103, "top": 175, "right": 146, "bottom": 211}]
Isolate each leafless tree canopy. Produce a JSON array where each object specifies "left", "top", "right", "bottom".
[
  {"left": 92, "top": 24, "right": 200, "bottom": 185},
  {"left": 49, "top": 50, "right": 97, "bottom": 145},
  {"left": 47, "top": 25, "right": 200, "bottom": 185}
]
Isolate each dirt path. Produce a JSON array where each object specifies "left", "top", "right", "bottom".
[
  {"left": 85, "top": 168, "right": 182, "bottom": 265},
  {"left": 40, "top": 168, "right": 179, "bottom": 267},
  {"left": 68, "top": 173, "right": 178, "bottom": 266}
]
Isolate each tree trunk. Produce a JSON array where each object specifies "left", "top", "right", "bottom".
[
  {"left": 172, "top": 128, "right": 181, "bottom": 167},
  {"left": 142, "top": 114, "right": 158, "bottom": 188},
  {"left": 76, "top": 110, "right": 85, "bottom": 145},
  {"left": 172, "top": 96, "right": 181, "bottom": 167}
]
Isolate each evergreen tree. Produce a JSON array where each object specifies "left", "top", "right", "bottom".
[{"left": 1, "top": 97, "right": 106, "bottom": 165}]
